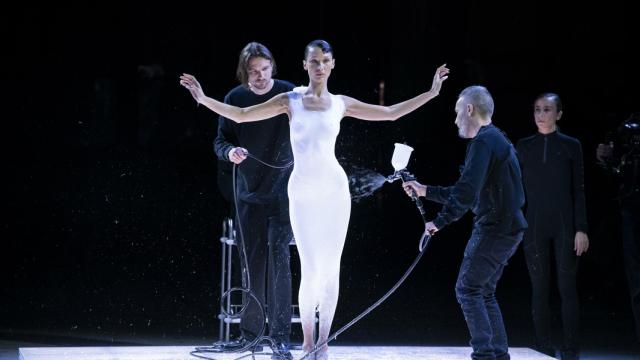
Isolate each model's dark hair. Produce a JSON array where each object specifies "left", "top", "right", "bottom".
[
  {"left": 534, "top": 92, "right": 563, "bottom": 112},
  {"left": 304, "top": 39, "right": 333, "bottom": 59},
  {"left": 236, "top": 42, "right": 277, "bottom": 87}
]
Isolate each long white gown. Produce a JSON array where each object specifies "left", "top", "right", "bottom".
[{"left": 287, "top": 88, "right": 350, "bottom": 346}]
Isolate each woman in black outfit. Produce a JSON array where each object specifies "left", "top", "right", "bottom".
[{"left": 516, "top": 93, "right": 589, "bottom": 360}]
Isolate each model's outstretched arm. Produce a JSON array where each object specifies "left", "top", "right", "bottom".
[
  {"left": 343, "top": 64, "right": 449, "bottom": 121},
  {"left": 179, "top": 73, "right": 289, "bottom": 123}
]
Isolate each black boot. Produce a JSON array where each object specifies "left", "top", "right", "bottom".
[
  {"left": 228, "top": 334, "right": 263, "bottom": 352},
  {"left": 271, "top": 341, "right": 293, "bottom": 360}
]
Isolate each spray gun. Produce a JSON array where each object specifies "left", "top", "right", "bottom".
[
  {"left": 385, "top": 169, "right": 417, "bottom": 184},
  {"left": 385, "top": 143, "right": 428, "bottom": 225},
  {"left": 385, "top": 143, "right": 416, "bottom": 183},
  {"left": 385, "top": 143, "right": 431, "bottom": 252}
]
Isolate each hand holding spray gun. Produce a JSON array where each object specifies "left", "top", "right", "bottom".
[{"left": 386, "top": 144, "right": 436, "bottom": 251}]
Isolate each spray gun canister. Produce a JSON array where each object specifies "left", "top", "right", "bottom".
[{"left": 386, "top": 143, "right": 416, "bottom": 183}]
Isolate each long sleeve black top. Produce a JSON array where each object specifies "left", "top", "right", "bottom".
[
  {"left": 516, "top": 130, "right": 588, "bottom": 233},
  {"left": 426, "top": 124, "right": 527, "bottom": 235},
  {"left": 214, "top": 80, "right": 295, "bottom": 204}
]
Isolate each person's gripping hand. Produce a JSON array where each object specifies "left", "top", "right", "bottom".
[{"left": 228, "top": 147, "right": 248, "bottom": 164}]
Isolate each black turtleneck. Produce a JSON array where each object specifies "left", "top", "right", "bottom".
[{"left": 516, "top": 130, "right": 588, "bottom": 233}]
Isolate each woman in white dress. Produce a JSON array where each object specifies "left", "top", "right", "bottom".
[{"left": 180, "top": 40, "right": 449, "bottom": 359}]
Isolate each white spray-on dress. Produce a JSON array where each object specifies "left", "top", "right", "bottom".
[{"left": 287, "top": 88, "right": 350, "bottom": 330}]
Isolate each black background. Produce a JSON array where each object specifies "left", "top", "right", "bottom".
[{"left": 2, "top": 1, "right": 639, "bottom": 352}]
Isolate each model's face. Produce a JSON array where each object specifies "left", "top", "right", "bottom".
[
  {"left": 454, "top": 98, "right": 473, "bottom": 139},
  {"left": 533, "top": 97, "right": 561, "bottom": 134},
  {"left": 247, "top": 57, "right": 273, "bottom": 91},
  {"left": 303, "top": 47, "right": 334, "bottom": 82}
]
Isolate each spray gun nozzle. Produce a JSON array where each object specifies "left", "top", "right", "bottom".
[
  {"left": 386, "top": 169, "right": 416, "bottom": 183},
  {"left": 385, "top": 173, "right": 401, "bottom": 183}
]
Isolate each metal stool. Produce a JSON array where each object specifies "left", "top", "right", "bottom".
[{"left": 217, "top": 217, "right": 317, "bottom": 343}]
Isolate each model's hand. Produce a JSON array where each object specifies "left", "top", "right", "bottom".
[
  {"left": 424, "top": 221, "right": 439, "bottom": 236},
  {"left": 402, "top": 181, "right": 426, "bottom": 198},
  {"left": 179, "top": 73, "right": 205, "bottom": 104},
  {"left": 429, "top": 64, "right": 450, "bottom": 95},
  {"left": 228, "top": 147, "right": 248, "bottom": 164},
  {"left": 575, "top": 231, "right": 589, "bottom": 256}
]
